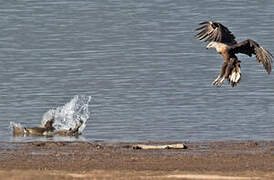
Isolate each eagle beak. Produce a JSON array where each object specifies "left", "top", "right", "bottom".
[{"left": 206, "top": 43, "right": 212, "bottom": 49}]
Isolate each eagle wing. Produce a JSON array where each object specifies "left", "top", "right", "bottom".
[
  {"left": 231, "top": 39, "right": 273, "bottom": 74},
  {"left": 195, "top": 21, "right": 237, "bottom": 45}
]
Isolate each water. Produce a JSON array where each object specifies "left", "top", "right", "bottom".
[
  {"left": 0, "top": 0, "right": 274, "bottom": 142},
  {"left": 41, "top": 95, "right": 91, "bottom": 133}
]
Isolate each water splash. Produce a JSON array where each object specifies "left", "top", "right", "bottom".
[
  {"left": 41, "top": 95, "right": 91, "bottom": 134},
  {"left": 9, "top": 122, "right": 22, "bottom": 129}
]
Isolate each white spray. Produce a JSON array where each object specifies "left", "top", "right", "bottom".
[{"left": 41, "top": 95, "right": 91, "bottom": 134}]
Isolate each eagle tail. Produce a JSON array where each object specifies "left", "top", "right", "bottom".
[{"left": 229, "top": 61, "right": 241, "bottom": 87}]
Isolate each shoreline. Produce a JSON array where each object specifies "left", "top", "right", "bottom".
[{"left": 1, "top": 140, "right": 274, "bottom": 179}]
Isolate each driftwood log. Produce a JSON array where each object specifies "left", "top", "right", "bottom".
[{"left": 132, "top": 143, "right": 186, "bottom": 150}]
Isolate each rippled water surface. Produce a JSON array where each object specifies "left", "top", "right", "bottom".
[{"left": 0, "top": 0, "right": 274, "bottom": 142}]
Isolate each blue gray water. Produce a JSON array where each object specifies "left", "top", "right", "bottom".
[{"left": 0, "top": 0, "right": 274, "bottom": 142}]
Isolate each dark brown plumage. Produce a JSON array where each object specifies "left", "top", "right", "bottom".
[
  {"left": 195, "top": 21, "right": 237, "bottom": 45},
  {"left": 195, "top": 21, "right": 273, "bottom": 87},
  {"left": 230, "top": 39, "right": 272, "bottom": 74}
]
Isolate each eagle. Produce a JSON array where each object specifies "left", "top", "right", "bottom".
[{"left": 195, "top": 21, "right": 273, "bottom": 87}]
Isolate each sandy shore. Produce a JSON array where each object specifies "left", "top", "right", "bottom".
[{"left": 0, "top": 140, "right": 274, "bottom": 179}]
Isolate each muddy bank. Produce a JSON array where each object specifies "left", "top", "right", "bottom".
[{"left": 0, "top": 140, "right": 274, "bottom": 179}]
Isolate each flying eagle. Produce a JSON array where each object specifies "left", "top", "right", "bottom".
[{"left": 195, "top": 21, "right": 273, "bottom": 87}]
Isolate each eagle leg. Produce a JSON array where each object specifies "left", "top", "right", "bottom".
[{"left": 211, "top": 62, "right": 227, "bottom": 86}]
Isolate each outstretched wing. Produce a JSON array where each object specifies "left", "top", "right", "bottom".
[
  {"left": 195, "top": 21, "right": 237, "bottom": 45},
  {"left": 231, "top": 39, "right": 273, "bottom": 74}
]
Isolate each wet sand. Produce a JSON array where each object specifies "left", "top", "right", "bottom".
[{"left": 0, "top": 140, "right": 274, "bottom": 179}]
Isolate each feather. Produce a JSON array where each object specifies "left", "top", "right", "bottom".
[
  {"left": 228, "top": 61, "right": 241, "bottom": 87},
  {"left": 231, "top": 39, "right": 273, "bottom": 74},
  {"left": 195, "top": 21, "right": 236, "bottom": 45}
]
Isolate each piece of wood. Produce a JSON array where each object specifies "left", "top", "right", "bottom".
[{"left": 132, "top": 143, "right": 186, "bottom": 150}]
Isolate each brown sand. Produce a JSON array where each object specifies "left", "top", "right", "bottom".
[{"left": 0, "top": 140, "right": 274, "bottom": 179}]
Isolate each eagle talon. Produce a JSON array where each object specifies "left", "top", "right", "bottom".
[
  {"left": 211, "top": 79, "right": 224, "bottom": 87},
  {"left": 211, "top": 80, "right": 219, "bottom": 86},
  {"left": 217, "top": 78, "right": 225, "bottom": 87},
  {"left": 217, "top": 82, "right": 223, "bottom": 87}
]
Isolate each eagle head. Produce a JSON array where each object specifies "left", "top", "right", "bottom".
[
  {"left": 206, "top": 42, "right": 227, "bottom": 54},
  {"left": 206, "top": 42, "right": 217, "bottom": 49}
]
